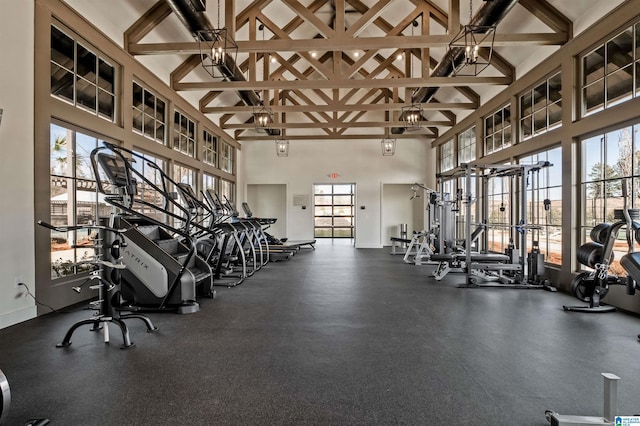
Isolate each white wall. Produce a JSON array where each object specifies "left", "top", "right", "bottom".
[
  {"left": 247, "top": 184, "right": 287, "bottom": 239},
  {"left": 381, "top": 184, "right": 425, "bottom": 245},
  {"left": 0, "top": 1, "right": 37, "bottom": 328},
  {"left": 242, "top": 138, "right": 432, "bottom": 248}
]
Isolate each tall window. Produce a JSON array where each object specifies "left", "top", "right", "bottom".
[
  {"left": 221, "top": 142, "right": 234, "bottom": 173},
  {"left": 456, "top": 176, "right": 477, "bottom": 248},
  {"left": 486, "top": 173, "right": 511, "bottom": 254},
  {"left": 520, "top": 72, "right": 562, "bottom": 141},
  {"left": 220, "top": 179, "right": 235, "bottom": 205},
  {"left": 582, "top": 24, "right": 638, "bottom": 116},
  {"left": 49, "top": 123, "right": 111, "bottom": 279},
  {"left": 173, "top": 163, "right": 196, "bottom": 188},
  {"left": 203, "top": 130, "right": 218, "bottom": 167},
  {"left": 439, "top": 139, "right": 455, "bottom": 172},
  {"left": 132, "top": 82, "right": 165, "bottom": 144},
  {"left": 485, "top": 105, "right": 512, "bottom": 155},
  {"left": 50, "top": 25, "right": 116, "bottom": 121},
  {"left": 457, "top": 127, "right": 476, "bottom": 165},
  {"left": 203, "top": 173, "right": 217, "bottom": 193},
  {"left": 132, "top": 150, "right": 166, "bottom": 222},
  {"left": 581, "top": 124, "right": 640, "bottom": 274},
  {"left": 520, "top": 147, "right": 562, "bottom": 265},
  {"left": 314, "top": 184, "right": 355, "bottom": 238},
  {"left": 173, "top": 111, "right": 196, "bottom": 157}
]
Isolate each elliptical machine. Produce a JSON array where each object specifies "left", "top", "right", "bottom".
[{"left": 564, "top": 180, "right": 639, "bottom": 312}]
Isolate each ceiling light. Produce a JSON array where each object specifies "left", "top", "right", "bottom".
[
  {"left": 197, "top": 29, "right": 238, "bottom": 79},
  {"left": 311, "top": 52, "right": 317, "bottom": 58},
  {"left": 253, "top": 105, "right": 273, "bottom": 131},
  {"left": 448, "top": 0, "right": 496, "bottom": 76},
  {"left": 402, "top": 103, "right": 423, "bottom": 131},
  {"left": 381, "top": 137, "right": 396, "bottom": 156},
  {"left": 196, "top": 0, "right": 237, "bottom": 79},
  {"left": 354, "top": 51, "right": 360, "bottom": 58},
  {"left": 275, "top": 139, "right": 289, "bottom": 157}
]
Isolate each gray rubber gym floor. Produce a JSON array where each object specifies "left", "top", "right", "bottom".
[{"left": 2, "top": 242, "right": 640, "bottom": 425}]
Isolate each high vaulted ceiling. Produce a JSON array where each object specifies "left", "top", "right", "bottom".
[{"left": 63, "top": 0, "right": 625, "bottom": 142}]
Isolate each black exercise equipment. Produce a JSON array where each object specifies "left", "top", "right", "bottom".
[
  {"left": 201, "top": 189, "right": 252, "bottom": 285},
  {"left": 618, "top": 219, "right": 640, "bottom": 339},
  {"left": 563, "top": 221, "right": 640, "bottom": 313},
  {"left": 564, "top": 206, "right": 640, "bottom": 313},
  {"left": 37, "top": 221, "right": 157, "bottom": 348},
  {"left": 241, "top": 201, "right": 316, "bottom": 251},
  {"left": 91, "top": 144, "right": 214, "bottom": 313}
]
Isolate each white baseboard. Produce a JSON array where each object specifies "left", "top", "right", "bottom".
[
  {"left": 356, "top": 243, "right": 384, "bottom": 249},
  {"left": 0, "top": 305, "right": 37, "bottom": 330}
]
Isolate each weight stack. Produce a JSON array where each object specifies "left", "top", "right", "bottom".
[{"left": 528, "top": 251, "right": 545, "bottom": 279}]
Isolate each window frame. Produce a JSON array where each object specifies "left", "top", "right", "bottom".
[
  {"left": 439, "top": 139, "right": 455, "bottom": 173},
  {"left": 132, "top": 81, "right": 166, "bottom": 144},
  {"left": 457, "top": 126, "right": 476, "bottom": 165},
  {"left": 203, "top": 129, "right": 219, "bottom": 168},
  {"left": 220, "top": 141, "right": 234, "bottom": 174},
  {"left": 484, "top": 105, "right": 512, "bottom": 155},
  {"left": 50, "top": 23, "right": 117, "bottom": 122},
  {"left": 518, "top": 146, "right": 563, "bottom": 266},
  {"left": 580, "top": 24, "right": 637, "bottom": 117},
  {"left": 172, "top": 110, "right": 197, "bottom": 158},
  {"left": 519, "top": 71, "right": 562, "bottom": 141}
]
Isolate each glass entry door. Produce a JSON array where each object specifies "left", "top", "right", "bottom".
[{"left": 314, "top": 184, "right": 355, "bottom": 238}]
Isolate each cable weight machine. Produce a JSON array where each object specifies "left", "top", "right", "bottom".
[{"left": 434, "top": 161, "right": 556, "bottom": 289}]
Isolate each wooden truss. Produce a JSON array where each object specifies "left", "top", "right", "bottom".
[{"left": 124, "top": 0, "right": 572, "bottom": 141}]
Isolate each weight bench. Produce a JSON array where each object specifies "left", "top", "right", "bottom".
[
  {"left": 390, "top": 236, "right": 413, "bottom": 255},
  {"left": 431, "top": 252, "right": 515, "bottom": 281}
]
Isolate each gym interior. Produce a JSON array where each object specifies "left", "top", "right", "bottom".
[{"left": 2, "top": 0, "right": 640, "bottom": 424}]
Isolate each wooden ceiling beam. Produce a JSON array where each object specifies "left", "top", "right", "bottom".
[
  {"left": 283, "top": 94, "right": 333, "bottom": 135},
  {"left": 222, "top": 120, "right": 454, "bottom": 129},
  {"left": 199, "top": 91, "right": 221, "bottom": 110},
  {"left": 237, "top": 133, "right": 436, "bottom": 141},
  {"left": 448, "top": 0, "right": 460, "bottom": 34},
  {"left": 127, "top": 33, "right": 568, "bottom": 55},
  {"left": 123, "top": 0, "right": 172, "bottom": 47},
  {"left": 344, "top": 0, "right": 393, "bottom": 37},
  {"left": 200, "top": 102, "right": 476, "bottom": 114},
  {"left": 336, "top": 91, "right": 386, "bottom": 134},
  {"left": 236, "top": 0, "right": 274, "bottom": 29},
  {"left": 282, "top": 0, "right": 335, "bottom": 38},
  {"left": 334, "top": 0, "right": 345, "bottom": 32},
  {"left": 256, "top": 13, "right": 335, "bottom": 79},
  {"left": 170, "top": 54, "right": 201, "bottom": 90},
  {"left": 518, "top": 0, "right": 572, "bottom": 36},
  {"left": 288, "top": 91, "right": 333, "bottom": 123},
  {"left": 174, "top": 76, "right": 512, "bottom": 91},
  {"left": 479, "top": 49, "right": 515, "bottom": 80}
]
